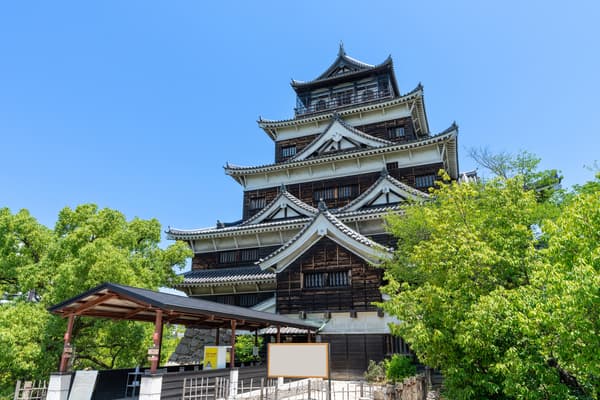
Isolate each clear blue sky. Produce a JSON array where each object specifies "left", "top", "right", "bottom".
[{"left": 1, "top": 1, "right": 599, "bottom": 233}]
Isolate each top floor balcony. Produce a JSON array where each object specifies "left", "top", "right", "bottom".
[{"left": 294, "top": 88, "right": 393, "bottom": 117}]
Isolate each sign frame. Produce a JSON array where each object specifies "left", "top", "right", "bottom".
[{"left": 267, "top": 343, "right": 330, "bottom": 378}]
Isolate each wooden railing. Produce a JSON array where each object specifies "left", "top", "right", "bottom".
[{"left": 295, "top": 90, "right": 392, "bottom": 116}]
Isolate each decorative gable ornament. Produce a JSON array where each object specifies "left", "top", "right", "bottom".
[
  {"left": 241, "top": 188, "right": 318, "bottom": 226},
  {"left": 258, "top": 211, "right": 392, "bottom": 273},
  {"left": 290, "top": 115, "right": 393, "bottom": 161}
]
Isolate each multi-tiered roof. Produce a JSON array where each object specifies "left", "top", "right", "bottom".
[{"left": 168, "top": 46, "right": 458, "bottom": 299}]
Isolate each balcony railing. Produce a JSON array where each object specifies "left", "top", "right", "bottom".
[{"left": 294, "top": 89, "right": 392, "bottom": 116}]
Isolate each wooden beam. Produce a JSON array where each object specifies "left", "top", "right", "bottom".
[
  {"left": 149, "top": 310, "right": 163, "bottom": 373},
  {"left": 59, "top": 314, "right": 76, "bottom": 373},
  {"left": 122, "top": 306, "right": 149, "bottom": 320},
  {"left": 74, "top": 293, "right": 117, "bottom": 315},
  {"left": 230, "top": 320, "right": 237, "bottom": 369},
  {"left": 276, "top": 325, "right": 281, "bottom": 343}
]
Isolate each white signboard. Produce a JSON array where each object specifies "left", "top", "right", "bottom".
[
  {"left": 68, "top": 370, "right": 98, "bottom": 400},
  {"left": 267, "top": 343, "right": 329, "bottom": 378}
]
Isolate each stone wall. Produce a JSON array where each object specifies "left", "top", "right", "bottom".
[{"left": 168, "top": 328, "right": 231, "bottom": 365}]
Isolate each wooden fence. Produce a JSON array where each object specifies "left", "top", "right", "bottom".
[{"left": 13, "top": 380, "right": 48, "bottom": 400}]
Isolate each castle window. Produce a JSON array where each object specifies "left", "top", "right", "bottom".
[
  {"left": 388, "top": 126, "right": 405, "bottom": 139},
  {"left": 415, "top": 174, "right": 436, "bottom": 188},
  {"left": 304, "top": 271, "right": 350, "bottom": 289},
  {"left": 240, "top": 248, "right": 259, "bottom": 262},
  {"left": 281, "top": 145, "right": 297, "bottom": 158},
  {"left": 316, "top": 100, "right": 327, "bottom": 111},
  {"left": 338, "top": 184, "right": 358, "bottom": 199},
  {"left": 362, "top": 89, "right": 374, "bottom": 101},
  {"left": 239, "top": 293, "right": 259, "bottom": 307},
  {"left": 313, "top": 187, "right": 336, "bottom": 201},
  {"left": 249, "top": 197, "right": 266, "bottom": 210},
  {"left": 386, "top": 162, "right": 399, "bottom": 171},
  {"left": 219, "top": 251, "right": 237, "bottom": 264}
]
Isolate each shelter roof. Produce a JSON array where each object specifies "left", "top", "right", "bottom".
[{"left": 48, "top": 282, "right": 320, "bottom": 331}]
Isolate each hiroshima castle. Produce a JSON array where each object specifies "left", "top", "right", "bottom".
[{"left": 167, "top": 44, "right": 459, "bottom": 376}]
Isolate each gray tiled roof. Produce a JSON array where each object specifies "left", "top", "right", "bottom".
[
  {"left": 288, "top": 114, "right": 393, "bottom": 162},
  {"left": 178, "top": 266, "right": 275, "bottom": 286},
  {"left": 258, "top": 210, "right": 391, "bottom": 266},
  {"left": 225, "top": 124, "right": 456, "bottom": 174},
  {"left": 241, "top": 189, "right": 318, "bottom": 226}
]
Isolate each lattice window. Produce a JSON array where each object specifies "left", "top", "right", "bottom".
[
  {"left": 240, "top": 248, "right": 259, "bottom": 262},
  {"left": 337, "top": 184, "right": 358, "bottom": 199},
  {"left": 239, "top": 293, "right": 259, "bottom": 307},
  {"left": 219, "top": 251, "right": 237, "bottom": 264},
  {"left": 281, "top": 145, "right": 297, "bottom": 158},
  {"left": 304, "top": 271, "right": 350, "bottom": 288},
  {"left": 313, "top": 187, "right": 336, "bottom": 201},
  {"left": 415, "top": 174, "right": 436, "bottom": 188},
  {"left": 249, "top": 197, "right": 266, "bottom": 210},
  {"left": 388, "top": 126, "right": 405, "bottom": 139}
]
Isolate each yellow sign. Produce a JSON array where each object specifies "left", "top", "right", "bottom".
[{"left": 203, "top": 347, "right": 218, "bottom": 369}]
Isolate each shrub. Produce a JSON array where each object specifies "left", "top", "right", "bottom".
[
  {"left": 364, "top": 360, "right": 386, "bottom": 383},
  {"left": 385, "top": 354, "right": 416, "bottom": 383}
]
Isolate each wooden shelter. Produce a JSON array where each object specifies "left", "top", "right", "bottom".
[{"left": 48, "top": 282, "right": 320, "bottom": 373}]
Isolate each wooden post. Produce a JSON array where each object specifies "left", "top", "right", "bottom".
[
  {"left": 276, "top": 325, "right": 281, "bottom": 343},
  {"left": 59, "top": 314, "right": 76, "bottom": 373},
  {"left": 216, "top": 327, "right": 220, "bottom": 346},
  {"left": 307, "top": 330, "right": 312, "bottom": 343},
  {"left": 230, "top": 320, "right": 236, "bottom": 369},
  {"left": 150, "top": 310, "right": 163, "bottom": 373}
]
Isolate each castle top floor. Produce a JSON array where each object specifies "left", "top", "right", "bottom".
[{"left": 290, "top": 44, "right": 400, "bottom": 118}]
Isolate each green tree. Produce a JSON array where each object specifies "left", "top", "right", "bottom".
[
  {"left": 380, "top": 175, "right": 598, "bottom": 399},
  {"left": 0, "top": 204, "right": 191, "bottom": 396}
]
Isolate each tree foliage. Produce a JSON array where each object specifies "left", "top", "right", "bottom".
[
  {"left": 380, "top": 174, "right": 599, "bottom": 399},
  {"left": 0, "top": 204, "right": 191, "bottom": 396}
]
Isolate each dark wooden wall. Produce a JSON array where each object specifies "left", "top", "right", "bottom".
[
  {"left": 276, "top": 237, "right": 383, "bottom": 314},
  {"left": 275, "top": 134, "right": 318, "bottom": 163},
  {"left": 320, "top": 334, "right": 387, "bottom": 374},
  {"left": 273, "top": 117, "right": 415, "bottom": 163},
  {"left": 355, "top": 116, "right": 415, "bottom": 142},
  {"left": 192, "top": 246, "right": 280, "bottom": 270},
  {"left": 243, "top": 163, "right": 443, "bottom": 219}
]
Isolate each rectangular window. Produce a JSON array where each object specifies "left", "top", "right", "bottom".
[
  {"left": 304, "top": 271, "right": 350, "bottom": 289},
  {"left": 281, "top": 145, "right": 297, "bottom": 158},
  {"left": 219, "top": 251, "right": 237, "bottom": 264},
  {"left": 313, "top": 187, "right": 336, "bottom": 201},
  {"left": 239, "top": 293, "right": 259, "bottom": 307},
  {"left": 337, "top": 184, "right": 358, "bottom": 199},
  {"left": 388, "top": 126, "right": 405, "bottom": 139},
  {"left": 415, "top": 174, "right": 436, "bottom": 188},
  {"left": 240, "top": 248, "right": 259, "bottom": 262},
  {"left": 249, "top": 197, "right": 266, "bottom": 210},
  {"left": 386, "top": 162, "right": 399, "bottom": 171}
]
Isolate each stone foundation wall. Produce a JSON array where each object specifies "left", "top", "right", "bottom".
[{"left": 168, "top": 328, "right": 231, "bottom": 365}]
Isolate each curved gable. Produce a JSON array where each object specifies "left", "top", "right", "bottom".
[
  {"left": 339, "top": 170, "right": 430, "bottom": 212},
  {"left": 242, "top": 188, "right": 318, "bottom": 226},
  {"left": 291, "top": 116, "right": 392, "bottom": 161},
  {"left": 258, "top": 210, "right": 391, "bottom": 272}
]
